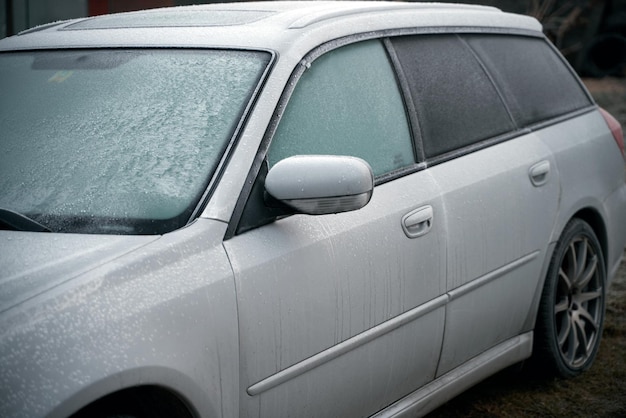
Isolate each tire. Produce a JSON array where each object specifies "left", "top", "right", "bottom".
[{"left": 534, "top": 218, "right": 606, "bottom": 378}]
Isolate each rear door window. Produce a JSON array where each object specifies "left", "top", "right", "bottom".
[{"left": 390, "top": 35, "right": 515, "bottom": 159}]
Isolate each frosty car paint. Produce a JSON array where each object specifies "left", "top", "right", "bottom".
[{"left": 1, "top": 2, "right": 625, "bottom": 417}]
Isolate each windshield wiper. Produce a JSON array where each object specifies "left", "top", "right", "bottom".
[{"left": 0, "top": 208, "right": 52, "bottom": 232}]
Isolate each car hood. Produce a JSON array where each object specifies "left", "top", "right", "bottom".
[{"left": 0, "top": 231, "right": 159, "bottom": 314}]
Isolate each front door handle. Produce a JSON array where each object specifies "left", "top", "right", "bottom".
[
  {"left": 529, "top": 160, "right": 551, "bottom": 187},
  {"left": 402, "top": 205, "right": 433, "bottom": 238}
]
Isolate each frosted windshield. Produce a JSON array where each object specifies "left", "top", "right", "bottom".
[{"left": 0, "top": 49, "right": 270, "bottom": 234}]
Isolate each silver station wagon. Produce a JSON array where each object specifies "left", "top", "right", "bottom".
[{"left": 1, "top": 2, "right": 626, "bottom": 417}]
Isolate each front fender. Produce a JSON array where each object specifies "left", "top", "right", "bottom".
[{"left": 0, "top": 219, "right": 238, "bottom": 418}]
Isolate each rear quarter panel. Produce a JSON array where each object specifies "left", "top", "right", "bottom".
[{"left": 536, "top": 110, "right": 626, "bottom": 279}]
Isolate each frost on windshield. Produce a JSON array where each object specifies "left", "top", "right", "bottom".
[{"left": 0, "top": 49, "right": 269, "bottom": 233}]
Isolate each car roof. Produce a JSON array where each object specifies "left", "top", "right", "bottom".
[{"left": 0, "top": 1, "right": 542, "bottom": 53}]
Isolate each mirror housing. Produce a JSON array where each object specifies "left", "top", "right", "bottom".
[{"left": 265, "top": 155, "right": 374, "bottom": 215}]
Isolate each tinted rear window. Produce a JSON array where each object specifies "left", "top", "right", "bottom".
[
  {"left": 391, "top": 35, "right": 515, "bottom": 159},
  {"left": 465, "top": 35, "right": 592, "bottom": 126}
]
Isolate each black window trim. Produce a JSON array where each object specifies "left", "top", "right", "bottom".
[
  {"left": 383, "top": 37, "right": 425, "bottom": 164},
  {"left": 224, "top": 26, "right": 583, "bottom": 239},
  {"left": 393, "top": 31, "right": 596, "bottom": 168}
]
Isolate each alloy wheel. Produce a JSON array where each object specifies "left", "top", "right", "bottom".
[{"left": 554, "top": 235, "right": 604, "bottom": 368}]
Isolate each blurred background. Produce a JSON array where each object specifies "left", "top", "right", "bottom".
[{"left": 1, "top": 0, "right": 625, "bottom": 78}]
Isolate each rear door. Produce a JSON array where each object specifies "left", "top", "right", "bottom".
[
  {"left": 390, "top": 34, "right": 561, "bottom": 374},
  {"left": 223, "top": 39, "right": 447, "bottom": 417},
  {"left": 430, "top": 135, "right": 560, "bottom": 374}
]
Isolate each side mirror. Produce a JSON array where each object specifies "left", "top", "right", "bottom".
[{"left": 265, "top": 155, "right": 374, "bottom": 215}]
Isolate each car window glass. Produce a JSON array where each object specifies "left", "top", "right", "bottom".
[
  {"left": 267, "top": 39, "right": 414, "bottom": 177},
  {"left": 0, "top": 49, "right": 270, "bottom": 234},
  {"left": 464, "top": 35, "right": 592, "bottom": 126},
  {"left": 390, "top": 35, "right": 514, "bottom": 159}
]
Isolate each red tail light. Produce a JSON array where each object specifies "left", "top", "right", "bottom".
[{"left": 599, "top": 107, "right": 625, "bottom": 161}]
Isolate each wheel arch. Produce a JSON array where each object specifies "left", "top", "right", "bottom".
[
  {"left": 529, "top": 215, "right": 607, "bottom": 377},
  {"left": 47, "top": 366, "right": 216, "bottom": 418},
  {"left": 69, "top": 385, "right": 197, "bottom": 418},
  {"left": 524, "top": 206, "right": 608, "bottom": 332},
  {"left": 570, "top": 207, "right": 609, "bottom": 272}
]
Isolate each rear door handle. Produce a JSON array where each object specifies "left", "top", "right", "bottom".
[
  {"left": 402, "top": 205, "right": 433, "bottom": 238},
  {"left": 529, "top": 160, "right": 551, "bottom": 187}
]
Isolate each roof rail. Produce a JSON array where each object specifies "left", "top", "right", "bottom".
[
  {"left": 288, "top": 3, "right": 500, "bottom": 29},
  {"left": 18, "top": 20, "right": 70, "bottom": 36}
]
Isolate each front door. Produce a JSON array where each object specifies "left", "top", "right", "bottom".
[{"left": 223, "top": 39, "right": 448, "bottom": 417}]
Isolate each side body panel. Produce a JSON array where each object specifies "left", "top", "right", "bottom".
[
  {"left": 224, "top": 171, "right": 447, "bottom": 418},
  {"left": 0, "top": 220, "right": 238, "bottom": 418},
  {"left": 538, "top": 111, "right": 626, "bottom": 278},
  {"left": 433, "top": 133, "right": 560, "bottom": 375}
]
